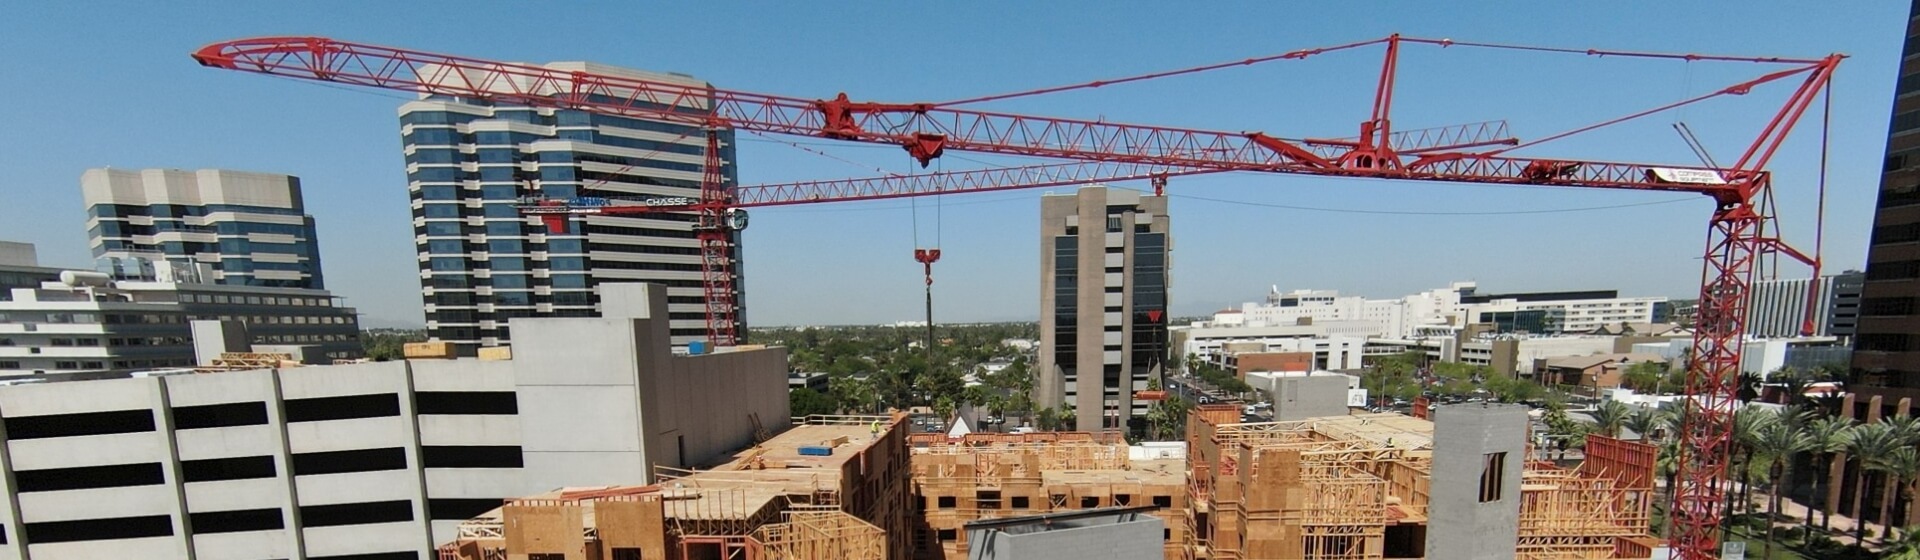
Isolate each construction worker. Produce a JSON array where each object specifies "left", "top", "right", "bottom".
[{"left": 870, "top": 419, "right": 882, "bottom": 440}]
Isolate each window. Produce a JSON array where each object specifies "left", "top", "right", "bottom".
[
  {"left": 14, "top": 463, "right": 164, "bottom": 492},
  {"left": 283, "top": 394, "right": 400, "bottom": 422},
  {"left": 1479, "top": 452, "right": 1507, "bottom": 503},
  {"left": 24, "top": 515, "right": 172, "bottom": 543},
  {"left": 172, "top": 401, "right": 270, "bottom": 430},
  {"left": 414, "top": 392, "right": 518, "bottom": 415},
  {"left": 299, "top": 500, "right": 415, "bottom": 527},
  {"left": 190, "top": 508, "right": 285, "bottom": 534},
  {"left": 4, "top": 409, "right": 155, "bottom": 440},
  {"left": 937, "top": 529, "right": 957, "bottom": 542},
  {"left": 611, "top": 549, "right": 644, "bottom": 560},
  {"left": 292, "top": 447, "right": 409, "bottom": 476},
  {"left": 1010, "top": 496, "right": 1030, "bottom": 509},
  {"left": 421, "top": 446, "right": 523, "bottom": 468},
  {"left": 976, "top": 490, "right": 1001, "bottom": 509},
  {"left": 181, "top": 455, "right": 278, "bottom": 482},
  {"left": 937, "top": 496, "right": 955, "bottom": 509},
  {"left": 430, "top": 498, "right": 506, "bottom": 521}
]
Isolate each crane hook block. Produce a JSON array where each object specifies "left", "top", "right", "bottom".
[{"left": 904, "top": 133, "right": 948, "bottom": 167}]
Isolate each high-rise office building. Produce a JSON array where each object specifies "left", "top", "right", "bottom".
[
  {"left": 1037, "top": 186, "right": 1169, "bottom": 432},
  {"left": 400, "top": 62, "right": 741, "bottom": 349},
  {"left": 1746, "top": 271, "right": 1864, "bottom": 339},
  {"left": 1853, "top": 2, "right": 1920, "bottom": 404},
  {"left": 82, "top": 169, "right": 326, "bottom": 289}
]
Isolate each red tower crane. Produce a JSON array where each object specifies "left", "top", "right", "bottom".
[{"left": 191, "top": 35, "right": 1842, "bottom": 560}]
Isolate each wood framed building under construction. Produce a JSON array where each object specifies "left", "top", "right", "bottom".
[
  {"left": 1181, "top": 404, "right": 1659, "bottom": 560},
  {"left": 907, "top": 431, "right": 1188, "bottom": 560},
  {"left": 434, "top": 414, "right": 912, "bottom": 560}
]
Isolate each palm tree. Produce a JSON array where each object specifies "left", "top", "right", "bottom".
[
  {"left": 1886, "top": 525, "right": 1920, "bottom": 560},
  {"left": 1737, "top": 372, "right": 1764, "bottom": 404},
  {"left": 1656, "top": 437, "right": 1682, "bottom": 537},
  {"left": 1776, "top": 371, "right": 1812, "bottom": 407},
  {"left": 1731, "top": 408, "right": 1775, "bottom": 519},
  {"left": 1875, "top": 417, "right": 1920, "bottom": 541},
  {"left": 1750, "top": 414, "right": 1813, "bottom": 559},
  {"left": 1845, "top": 421, "right": 1905, "bottom": 546},
  {"left": 1801, "top": 415, "right": 1855, "bottom": 533},
  {"left": 1874, "top": 448, "right": 1920, "bottom": 543},
  {"left": 1623, "top": 407, "right": 1667, "bottom": 442},
  {"left": 1590, "top": 400, "right": 1631, "bottom": 438}
]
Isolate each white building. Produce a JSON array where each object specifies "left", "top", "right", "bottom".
[
  {"left": 1218, "top": 282, "right": 1667, "bottom": 339},
  {"left": 0, "top": 283, "right": 788, "bottom": 559},
  {"left": 1631, "top": 336, "right": 1851, "bottom": 379},
  {"left": 1182, "top": 321, "right": 1372, "bottom": 369},
  {"left": 0, "top": 267, "right": 362, "bottom": 374},
  {"left": 82, "top": 169, "right": 327, "bottom": 290}
]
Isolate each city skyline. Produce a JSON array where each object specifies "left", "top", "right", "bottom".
[{"left": 0, "top": 2, "right": 1906, "bottom": 329}]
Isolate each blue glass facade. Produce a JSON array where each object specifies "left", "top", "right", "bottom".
[{"left": 404, "top": 89, "right": 740, "bottom": 348}]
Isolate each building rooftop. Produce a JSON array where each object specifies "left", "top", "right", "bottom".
[{"left": 1542, "top": 353, "right": 1668, "bottom": 370}]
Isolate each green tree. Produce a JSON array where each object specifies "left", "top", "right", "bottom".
[
  {"left": 1621, "top": 361, "right": 1665, "bottom": 393},
  {"left": 1803, "top": 415, "right": 1856, "bottom": 532},
  {"left": 1144, "top": 377, "right": 1189, "bottom": 441},
  {"left": 1750, "top": 412, "right": 1813, "bottom": 560},
  {"left": 1873, "top": 448, "right": 1920, "bottom": 543},
  {"left": 1623, "top": 407, "right": 1668, "bottom": 442},
  {"left": 1872, "top": 416, "right": 1920, "bottom": 542},
  {"left": 1845, "top": 422, "right": 1905, "bottom": 546},
  {"left": 1884, "top": 525, "right": 1920, "bottom": 560},
  {"left": 1730, "top": 408, "right": 1775, "bottom": 519},
  {"left": 789, "top": 388, "right": 837, "bottom": 418},
  {"left": 1589, "top": 400, "right": 1632, "bottom": 438},
  {"left": 361, "top": 329, "right": 426, "bottom": 361}
]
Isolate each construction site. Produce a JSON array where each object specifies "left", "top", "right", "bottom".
[
  {"left": 435, "top": 415, "right": 911, "bottom": 560},
  {"left": 184, "top": 30, "right": 1856, "bottom": 560},
  {"left": 434, "top": 402, "right": 1658, "bottom": 560}
]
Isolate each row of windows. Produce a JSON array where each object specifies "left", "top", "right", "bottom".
[
  {"left": 1874, "top": 222, "right": 1920, "bottom": 245},
  {"left": 88, "top": 203, "right": 304, "bottom": 219},
  {"left": 431, "top": 291, "right": 594, "bottom": 307},
  {"left": 424, "top": 256, "right": 587, "bottom": 272},
  {"left": 1867, "top": 260, "right": 1920, "bottom": 281},
  {"left": 426, "top": 274, "right": 591, "bottom": 290},
  {"left": 1862, "top": 297, "right": 1916, "bottom": 316}
]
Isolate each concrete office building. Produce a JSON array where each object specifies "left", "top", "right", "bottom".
[
  {"left": 1180, "top": 321, "right": 1372, "bottom": 371},
  {"left": 82, "top": 169, "right": 326, "bottom": 289},
  {"left": 1457, "top": 290, "right": 1667, "bottom": 335},
  {"left": 1854, "top": 2, "right": 1920, "bottom": 403},
  {"left": 401, "top": 62, "right": 740, "bottom": 349},
  {"left": 0, "top": 268, "right": 362, "bottom": 374},
  {"left": 1220, "top": 282, "right": 1665, "bottom": 338},
  {"left": 0, "top": 283, "right": 787, "bottom": 560},
  {"left": 1038, "top": 186, "right": 1170, "bottom": 432},
  {"left": 1746, "top": 271, "right": 1864, "bottom": 339},
  {"left": 0, "top": 243, "right": 60, "bottom": 301}
]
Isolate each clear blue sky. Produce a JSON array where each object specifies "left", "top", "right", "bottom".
[{"left": 0, "top": 2, "right": 1905, "bottom": 327}]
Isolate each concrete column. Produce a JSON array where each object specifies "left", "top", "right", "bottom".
[{"left": 1425, "top": 403, "right": 1527, "bottom": 560}]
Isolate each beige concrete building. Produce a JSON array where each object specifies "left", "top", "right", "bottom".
[{"left": 1038, "top": 186, "right": 1170, "bottom": 432}]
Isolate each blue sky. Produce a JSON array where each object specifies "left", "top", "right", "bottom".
[{"left": 0, "top": 2, "right": 1905, "bottom": 327}]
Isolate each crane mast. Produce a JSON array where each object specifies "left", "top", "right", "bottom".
[{"left": 192, "top": 35, "right": 1843, "bottom": 560}]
